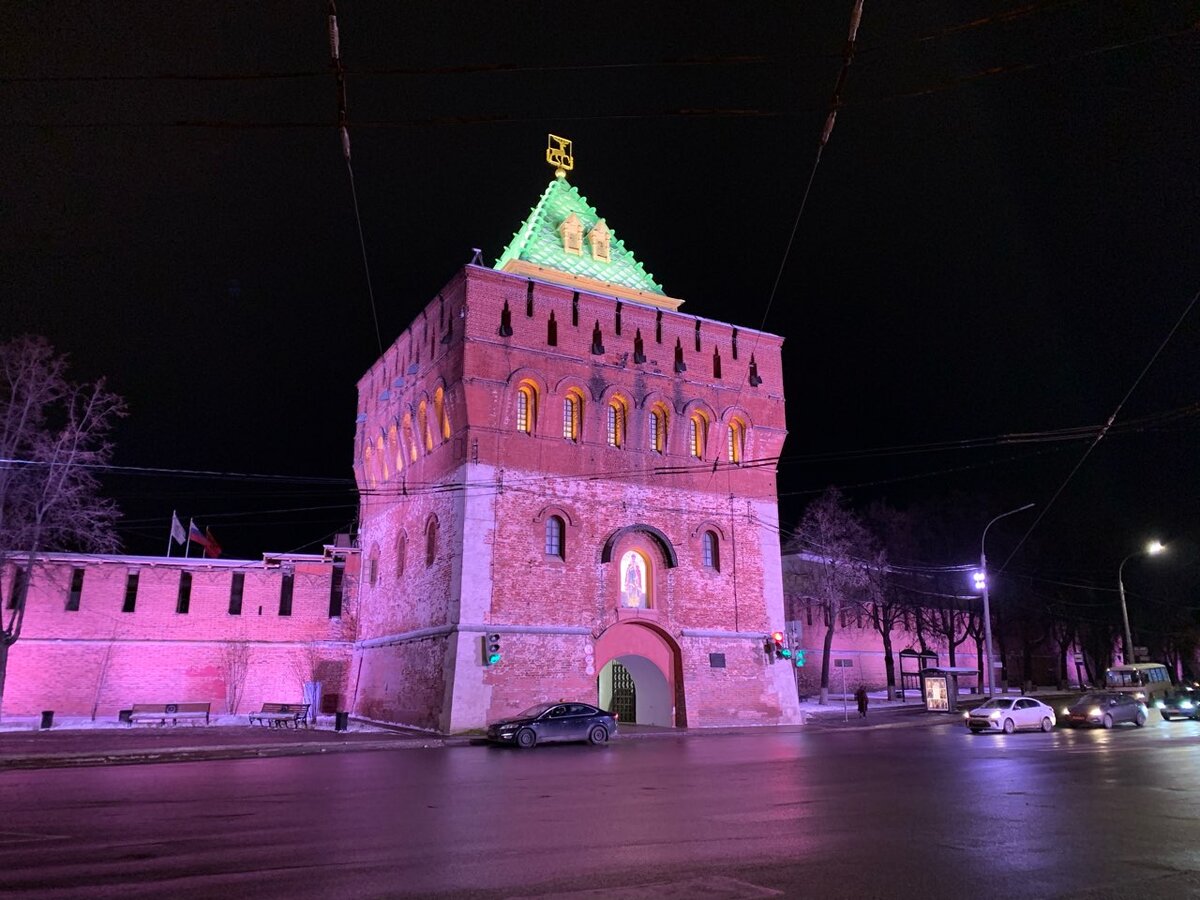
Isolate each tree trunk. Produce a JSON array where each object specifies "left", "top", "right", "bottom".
[
  {"left": 882, "top": 631, "right": 896, "bottom": 700},
  {"left": 0, "top": 638, "right": 10, "bottom": 723},
  {"left": 819, "top": 620, "right": 836, "bottom": 705},
  {"left": 945, "top": 631, "right": 957, "bottom": 668}
]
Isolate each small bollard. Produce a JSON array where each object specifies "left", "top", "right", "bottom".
[
  {"left": 40, "top": 710, "right": 54, "bottom": 730},
  {"left": 335, "top": 711, "right": 349, "bottom": 732}
]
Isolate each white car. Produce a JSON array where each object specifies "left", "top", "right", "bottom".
[{"left": 964, "top": 696, "right": 1056, "bottom": 734}]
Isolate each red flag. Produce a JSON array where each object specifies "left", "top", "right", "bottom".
[{"left": 203, "top": 528, "right": 222, "bottom": 559}]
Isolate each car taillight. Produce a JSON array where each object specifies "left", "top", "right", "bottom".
[{"left": 612, "top": 712, "right": 619, "bottom": 720}]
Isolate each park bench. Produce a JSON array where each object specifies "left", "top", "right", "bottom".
[
  {"left": 247, "top": 702, "right": 311, "bottom": 729},
  {"left": 128, "top": 702, "right": 211, "bottom": 726}
]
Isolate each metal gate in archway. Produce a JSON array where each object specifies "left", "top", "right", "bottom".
[{"left": 609, "top": 661, "right": 637, "bottom": 723}]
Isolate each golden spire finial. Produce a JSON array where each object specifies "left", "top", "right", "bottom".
[{"left": 546, "top": 134, "right": 573, "bottom": 179}]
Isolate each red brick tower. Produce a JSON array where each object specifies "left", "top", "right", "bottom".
[{"left": 351, "top": 144, "right": 800, "bottom": 731}]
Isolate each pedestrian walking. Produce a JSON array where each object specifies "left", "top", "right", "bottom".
[{"left": 855, "top": 685, "right": 869, "bottom": 718}]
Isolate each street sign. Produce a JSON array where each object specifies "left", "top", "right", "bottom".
[
  {"left": 1073, "top": 652, "right": 1083, "bottom": 664},
  {"left": 834, "top": 659, "right": 854, "bottom": 668}
]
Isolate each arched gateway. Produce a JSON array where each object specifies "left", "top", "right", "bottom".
[{"left": 594, "top": 621, "right": 685, "bottom": 727}]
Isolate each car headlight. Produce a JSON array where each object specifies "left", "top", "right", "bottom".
[
  {"left": 1181, "top": 700, "right": 1194, "bottom": 710},
  {"left": 1061, "top": 707, "right": 1070, "bottom": 715},
  {"left": 989, "top": 711, "right": 1001, "bottom": 720},
  {"left": 1154, "top": 700, "right": 1165, "bottom": 708},
  {"left": 963, "top": 712, "right": 970, "bottom": 720},
  {"left": 1135, "top": 692, "right": 1146, "bottom": 700},
  {"left": 497, "top": 724, "right": 519, "bottom": 732},
  {"left": 1088, "top": 707, "right": 1101, "bottom": 717}
]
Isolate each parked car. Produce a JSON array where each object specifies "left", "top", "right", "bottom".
[
  {"left": 486, "top": 702, "right": 617, "bottom": 749},
  {"left": 1059, "top": 691, "right": 1147, "bottom": 728},
  {"left": 964, "top": 697, "right": 1056, "bottom": 734},
  {"left": 1155, "top": 686, "right": 1199, "bottom": 721}
]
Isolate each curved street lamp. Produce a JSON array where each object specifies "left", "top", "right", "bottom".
[
  {"left": 1118, "top": 540, "right": 1166, "bottom": 663},
  {"left": 979, "top": 503, "right": 1035, "bottom": 698}
]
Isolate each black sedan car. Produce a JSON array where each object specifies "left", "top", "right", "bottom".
[
  {"left": 1059, "top": 691, "right": 1147, "bottom": 728},
  {"left": 486, "top": 702, "right": 617, "bottom": 749},
  {"left": 1156, "top": 686, "right": 1200, "bottom": 721}
]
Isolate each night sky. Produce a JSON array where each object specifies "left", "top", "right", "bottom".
[{"left": 4, "top": 3, "right": 1198, "bottom": 600}]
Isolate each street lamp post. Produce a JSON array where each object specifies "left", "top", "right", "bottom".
[
  {"left": 979, "top": 503, "right": 1035, "bottom": 698},
  {"left": 1117, "top": 540, "right": 1166, "bottom": 663}
]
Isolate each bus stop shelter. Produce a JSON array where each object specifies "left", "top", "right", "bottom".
[{"left": 919, "top": 666, "right": 981, "bottom": 713}]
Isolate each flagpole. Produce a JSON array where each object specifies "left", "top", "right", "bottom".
[
  {"left": 186, "top": 518, "right": 193, "bottom": 558},
  {"left": 167, "top": 511, "right": 175, "bottom": 557}
]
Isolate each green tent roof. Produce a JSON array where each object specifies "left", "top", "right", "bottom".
[{"left": 494, "top": 177, "right": 673, "bottom": 302}]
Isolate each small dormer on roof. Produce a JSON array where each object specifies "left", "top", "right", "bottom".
[
  {"left": 559, "top": 212, "right": 583, "bottom": 256},
  {"left": 493, "top": 137, "right": 682, "bottom": 310},
  {"left": 587, "top": 219, "right": 611, "bottom": 263}
]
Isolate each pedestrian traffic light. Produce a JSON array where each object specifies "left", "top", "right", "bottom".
[
  {"left": 482, "top": 632, "right": 502, "bottom": 666},
  {"left": 794, "top": 650, "right": 806, "bottom": 667}
]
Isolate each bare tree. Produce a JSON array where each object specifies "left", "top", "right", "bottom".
[
  {"left": 0, "top": 337, "right": 126, "bottom": 720},
  {"left": 290, "top": 642, "right": 324, "bottom": 722},
  {"left": 786, "top": 488, "right": 873, "bottom": 705},
  {"left": 220, "top": 642, "right": 252, "bottom": 716}
]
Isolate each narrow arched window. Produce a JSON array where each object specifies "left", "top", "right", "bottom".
[
  {"left": 545, "top": 516, "right": 565, "bottom": 559},
  {"left": 369, "top": 546, "right": 380, "bottom": 586},
  {"left": 376, "top": 434, "right": 389, "bottom": 481},
  {"left": 702, "top": 531, "right": 720, "bottom": 571},
  {"left": 403, "top": 413, "right": 417, "bottom": 462},
  {"left": 419, "top": 401, "right": 432, "bottom": 451},
  {"left": 388, "top": 423, "right": 403, "bottom": 474},
  {"left": 434, "top": 387, "right": 450, "bottom": 441},
  {"left": 607, "top": 397, "right": 626, "bottom": 448},
  {"left": 563, "top": 391, "right": 582, "bottom": 442},
  {"left": 516, "top": 383, "right": 537, "bottom": 434},
  {"left": 689, "top": 413, "right": 707, "bottom": 459},
  {"left": 363, "top": 444, "right": 376, "bottom": 489},
  {"left": 425, "top": 516, "right": 438, "bottom": 567},
  {"left": 649, "top": 405, "right": 667, "bottom": 453},
  {"left": 395, "top": 533, "right": 407, "bottom": 578},
  {"left": 727, "top": 419, "right": 745, "bottom": 464},
  {"left": 547, "top": 311, "right": 558, "bottom": 347}
]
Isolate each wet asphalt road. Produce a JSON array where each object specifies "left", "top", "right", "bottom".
[{"left": 3, "top": 716, "right": 1200, "bottom": 899}]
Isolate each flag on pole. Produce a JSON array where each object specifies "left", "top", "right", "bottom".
[
  {"left": 188, "top": 519, "right": 218, "bottom": 557},
  {"left": 170, "top": 512, "right": 186, "bottom": 546},
  {"left": 203, "top": 528, "right": 222, "bottom": 559}
]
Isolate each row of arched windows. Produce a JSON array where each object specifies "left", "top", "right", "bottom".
[
  {"left": 538, "top": 516, "right": 721, "bottom": 573},
  {"left": 367, "top": 516, "right": 439, "bottom": 587},
  {"left": 363, "top": 388, "right": 452, "bottom": 488},
  {"left": 515, "top": 380, "right": 748, "bottom": 463}
]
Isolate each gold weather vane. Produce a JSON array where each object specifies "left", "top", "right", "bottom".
[{"left": 546, "top": 134, "right": 573, "bottom": 178}]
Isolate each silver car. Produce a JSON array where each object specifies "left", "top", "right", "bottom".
[{"left": 1059, "top": 691, "right": 1147, "bottom": 728}]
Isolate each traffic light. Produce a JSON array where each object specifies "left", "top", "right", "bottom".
[
  {"left": 482, "top": 632, "right": 502, "bottom": 666},
  {"left": 794, "top": 650, "right": 806, "bottom": 667},
  {"left": 771, "top": 631, "right": 788, "bottom": 660}
]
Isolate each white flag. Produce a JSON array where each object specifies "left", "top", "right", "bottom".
[{"left": 170, "top": 512, "right": 186, "bottom": 545}]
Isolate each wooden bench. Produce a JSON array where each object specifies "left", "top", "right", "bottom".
[
  {"left": 128, "top": 703, "right": 211, "bottom": 726},
  {"left": 247, "top": 703, "right": 310, "bottom": 729}
]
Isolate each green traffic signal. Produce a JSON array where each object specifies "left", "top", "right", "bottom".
[
  {"left": 794, "top": 650, "right": 806, "bottom": 667},
  {"left": 487, "top": 652, "right": 502, "bottom": 665},
  {"left": 781, "top": 649, "right": 792, "bottom": 659}
]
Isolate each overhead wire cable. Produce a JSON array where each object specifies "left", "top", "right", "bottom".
[
  {"left": 998, "top": 284, "right": 1200, "bottom": 571},
  {"left": 328, "top": 2, "right": 383, "bottom": 356}
]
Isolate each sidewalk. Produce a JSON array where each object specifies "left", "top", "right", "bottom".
[{"left": 0, "top": 715, "right": 442, "bottom": 771}]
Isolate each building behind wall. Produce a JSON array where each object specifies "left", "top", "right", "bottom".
[{"left": 351, "top": 152, "right": 801, "bottom": 732}]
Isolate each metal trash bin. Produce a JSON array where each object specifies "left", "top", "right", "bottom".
[
  {"left": 334, "top": 711, "right": 349, "bottom": 732},
  {"left": 118, "top": 709, "right": 133, "bottom": 724},
  {"left": 40, "top": 710, "right": 54, "bottom": 730}
]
